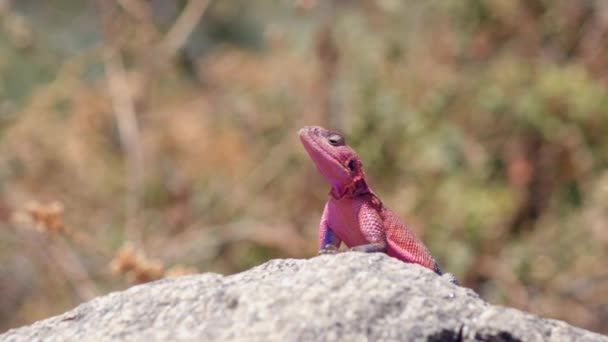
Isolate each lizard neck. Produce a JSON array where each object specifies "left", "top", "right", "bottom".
[{"left": 329, "top": 176, "right": 370, "bottom": 200}]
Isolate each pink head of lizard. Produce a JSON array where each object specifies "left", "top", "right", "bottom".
[{"left": 299, "top": 126, "right": 369, "bottom": 199}]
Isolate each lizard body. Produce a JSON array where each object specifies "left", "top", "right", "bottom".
[{"left": 299, "top": 126, "right": 458, "bottom": 284}]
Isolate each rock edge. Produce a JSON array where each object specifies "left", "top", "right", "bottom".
[{"left": 1, "top": 253, "right": 606, "bottom": 341}]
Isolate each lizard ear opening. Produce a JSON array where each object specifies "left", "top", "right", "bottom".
[{"left": 347, "top": 159, "right": 357, "bottom": 171}]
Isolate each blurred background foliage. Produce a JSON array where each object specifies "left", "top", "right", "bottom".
[{"left": 0, "top": 0, "right": 607, "bottom": 334}]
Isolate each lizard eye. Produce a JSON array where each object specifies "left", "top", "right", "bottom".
[
  {"left": 328, "top": 134, "right": 344, "bottom": 146},
  {"left": 347, "top": 159, "right": 357, "bottom": 171}
]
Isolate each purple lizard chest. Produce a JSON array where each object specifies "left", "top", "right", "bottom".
[{"left": 326, "top": 198, "right": 370, "bottom": 247}]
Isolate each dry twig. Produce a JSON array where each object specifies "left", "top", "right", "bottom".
[
  {"left": 158, "top": 0, "right": 212, "bottom": 59},
  {"left": 97, "top": 0, "right": 145, "bottom": 245}
]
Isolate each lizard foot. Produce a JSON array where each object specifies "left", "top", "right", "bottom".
[
  {"left": 318, "top": 244, "right": 339, "bottom": 255},
  {"left": 349, "top": 242, "right": 386, "bottom": 253}
]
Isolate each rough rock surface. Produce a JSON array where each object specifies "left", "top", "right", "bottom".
[{"left": 1, "top": 253, "right": 606, "bottom": 341}]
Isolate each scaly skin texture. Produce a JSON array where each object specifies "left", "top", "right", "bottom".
[{"left": 299, "top": 126, "right": 458, "bottom": 284}]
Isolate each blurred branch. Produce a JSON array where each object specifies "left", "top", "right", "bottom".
[
  {"left": 116, "top": 0, "right": 153, "bottom": 22},
  {"left": 98, "top": 0, "right": 145, "bottom": 244},
  {"left": 49, "top": 237, "right": 101, "bottom": 300},
  {"left": 0, "top": 0, "right": 34, "bottom": 51},
  {"left": 103, "top": 49, "right": 145, "bottom": 245},
  {"left": 563, "top": 273, "right": 608, "bottom": 299},
  {"left": 13, "top": 220, "right": 100, "bottom": 301},
  {"left": 158, "top": 0, "right": 212, "bottom": 60},
  {"left": 95, "top": 0, "right": 210, "bottom": 246}
]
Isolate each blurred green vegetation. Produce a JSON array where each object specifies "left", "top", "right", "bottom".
[{"left": 0, "top": 0, "right": 607, "bottom": 334}]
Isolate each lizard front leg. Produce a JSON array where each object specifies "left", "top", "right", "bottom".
[
  {"left": 319, "top": 202, "right": 341, "bottom": 254},
  {"left": 350, "top": 202, "right": 388, "bottom": 253}
]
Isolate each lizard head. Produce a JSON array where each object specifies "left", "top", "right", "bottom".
[{"left": 299, "top": 126, "right": 368, "bottom": 199}]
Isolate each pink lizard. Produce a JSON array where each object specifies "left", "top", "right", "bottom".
[{"left": 299, "top": 126, "right": 458, "bottom": 284}]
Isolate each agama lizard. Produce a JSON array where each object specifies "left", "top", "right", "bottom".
[{"left": 299, "top": 126, "right": 458, "bottom": 285}]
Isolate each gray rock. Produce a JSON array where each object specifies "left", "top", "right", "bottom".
[{"left": 1, "top": 253, "right": 606, "bottom": 341}]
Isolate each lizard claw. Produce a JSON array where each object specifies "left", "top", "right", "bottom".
[
  {"left": 318, "top": 245, "right": 339, "bottom": 255},
  {"left": 442, "top": 273, "right": 460, "bottom": 286}
]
